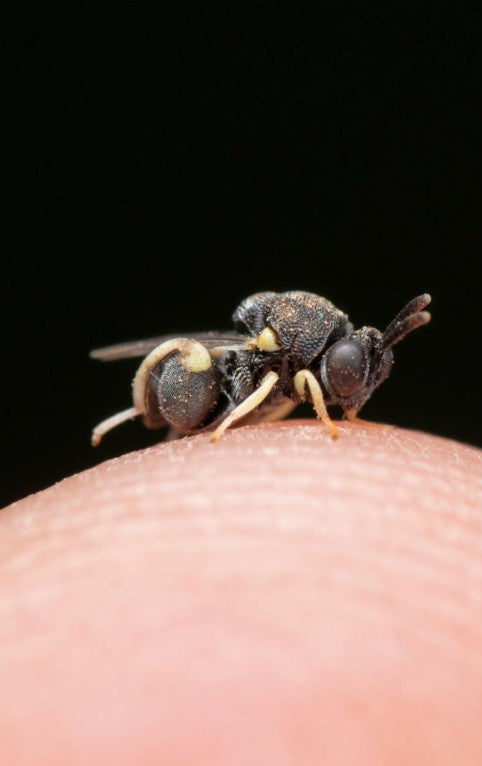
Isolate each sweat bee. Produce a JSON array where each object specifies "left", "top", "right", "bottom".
[{"left": 91, "top": 290, "right": 431, "bottom": 445}]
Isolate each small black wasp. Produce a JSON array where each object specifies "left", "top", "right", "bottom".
[{"left": 91, "top": 290, "right": 431, "bottom": 445}]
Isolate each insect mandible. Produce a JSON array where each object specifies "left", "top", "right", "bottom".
[{"left": 90, "top": 290, "right": 431, "bottom": 445}]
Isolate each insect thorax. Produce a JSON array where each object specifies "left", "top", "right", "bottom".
[{"left": 233, "top": 291, "right": 352, "bottom": 367}]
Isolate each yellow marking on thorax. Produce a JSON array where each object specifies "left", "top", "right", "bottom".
[{"left": 256, "top": 327, "right": 281, "bottom": 352}]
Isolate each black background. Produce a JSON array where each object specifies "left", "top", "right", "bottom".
[{"left": 4, "top": 3, "right": 480, "bottom": 507}]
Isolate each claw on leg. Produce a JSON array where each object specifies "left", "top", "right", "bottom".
[
  {"left": 211, "top": 371, "right": 279, "bottom": 442},
  {"left": 294, "top": 370, "right": 338, "bottom": 439}
]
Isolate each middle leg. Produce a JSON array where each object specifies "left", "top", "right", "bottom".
[{"left": 210, "top": 371, "right": 280, "bottom": 442}]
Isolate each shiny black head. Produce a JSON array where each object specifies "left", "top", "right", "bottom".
[{"left": 320, "top": 294, "right": 431, "bottom": 413}]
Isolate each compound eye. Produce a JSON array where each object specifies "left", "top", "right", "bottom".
[{"left": 325, "top": 339, "right": 366, "bottom": 398}]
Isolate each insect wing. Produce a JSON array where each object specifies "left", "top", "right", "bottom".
[{"left": 90, "top": 332, "right": 249, "bottom": 361}]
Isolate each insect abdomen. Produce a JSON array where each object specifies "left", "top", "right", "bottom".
[{"left": 148, "top": 354, "right": 221, "bottom": 432}]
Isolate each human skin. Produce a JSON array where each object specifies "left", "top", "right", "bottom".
[{"left": 0, "top": 421, "right": 481, "bottom": 766}]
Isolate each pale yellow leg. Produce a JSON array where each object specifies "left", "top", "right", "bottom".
[
  {"left": 259, "top": 401, "right": 296, "bottom": 424},
  {"left": 294, "top": 369, "right": 338, "bottom": 439},
  {"left": 91, "top": 406, "right": 140, "bottom": 447},
  {"left": 210, "top": 371, "right": 279, "bottom": 442}
]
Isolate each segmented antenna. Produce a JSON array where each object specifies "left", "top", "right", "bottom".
[{"left": 381, "top": 294, "right": 431, "bottom": 351}]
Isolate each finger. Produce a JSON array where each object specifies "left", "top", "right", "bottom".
[{"left": 0, "top": 421, "right": 481, "bottom": 765}]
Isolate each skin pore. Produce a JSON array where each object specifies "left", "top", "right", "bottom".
[{"left": 0, "top": 421, "right": 481, "bottom": 765}]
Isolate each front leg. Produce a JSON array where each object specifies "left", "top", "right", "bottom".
[{"left": 294, "top": 370, "right": 338, "bottom": 438}]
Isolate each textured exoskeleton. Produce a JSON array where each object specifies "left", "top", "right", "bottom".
[{"left": 91, "top": 290, "right": 431, "bottom": 445}]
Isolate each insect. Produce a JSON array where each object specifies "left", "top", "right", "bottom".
[{"left": 90, "top": 290, "right": 431, "bottom": 446}]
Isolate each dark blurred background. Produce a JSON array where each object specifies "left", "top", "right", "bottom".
[{"left": 3, "top": 3, "right": 480, "bottom": 507}]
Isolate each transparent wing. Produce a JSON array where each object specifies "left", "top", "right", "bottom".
[{"left": 90, "top": 331, "right": 249, "bottom": 361}]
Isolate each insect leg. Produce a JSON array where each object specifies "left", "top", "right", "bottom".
[
  {"left": 343, "top": 408, "right": 359, "bottom": 423},
  {"left": 294, "top": 370, "right": 338, "bottom": 439},
  {"left": 343, "top": 409, "right": 394, "bottom": 430},
  {"left": 210, "top": 371, "right": 279, "bottom": 442},
  {"left": 92, "top": 338, "right": 219, "bottom": 445},
  {"left": 259, "top": 401, "right": 296, "bottom": 423},
  {"left": 91, "top": 407, "right": 140, "bottom": 447},
  {"left": 132, "top": 338, "right": 213, "bottom": 415},
  {"left": 136, "top": 338, "right": 221, "bottom": 433}
]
